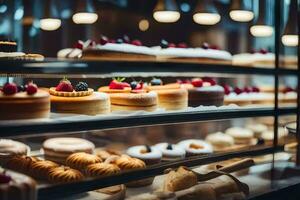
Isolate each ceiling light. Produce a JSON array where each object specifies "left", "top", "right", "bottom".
[
  {"left": 193, "top": 0, "right": 221, "bottom": 25},
  {"left": 72, "top": 0, "right": 98, "bottom": 24},
  {"left": 229, "top": 0, "right": 254, "bottom": 22},
  {"left": 40, "top": 0, "right": 61, "bottom": 31},
  {"left": 281, "top": 0, "right": 298, "bottom": 46},
  {"left": 153, "top": 0, "right": 180, "bottom": 23}
]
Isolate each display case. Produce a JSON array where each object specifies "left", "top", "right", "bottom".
[{"left": 0, "top": 0, "right": 299, "bottom": 200}]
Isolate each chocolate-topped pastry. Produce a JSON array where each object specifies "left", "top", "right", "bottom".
[{"left": 0, "top": 41, "right": 17, "bottom": 52}]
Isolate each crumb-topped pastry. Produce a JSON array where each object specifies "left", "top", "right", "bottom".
[
  {"left": 0, "top": 139, "right": 30, "bottom": 165},
  {"left": 50, "top": 77, "right": 110, "bottom": 115},
  {"left": 42, "top": 137, "right": 95, "bottom": 164},
  {"left": 146, "top": 79, "right": 188, "bottom": 111},
  {"left": 154, "top": 143, "right": 186, "bottom": 161},
  {"left": 100, "top": 78, "right": 158, "bottom": 112},
  {"left": 177, "top": 139, "right": 213, "bottom": 157},
  {"left": 66, "top": 152, "right": 102, "bottom": 173},
  {"left": 29, "top": 160, "right": 59, "bottom": 180},
  {"left": 0, "top": 81, "right": 50, "bottom": 120},
  {"left": 48, "top": 166, "right": 84, "bottom": 183}
]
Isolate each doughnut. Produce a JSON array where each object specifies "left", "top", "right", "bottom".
[
  {"left": 153, "top": 143, "right": 186, "bottom": 161},
  {"left": 261, "top": 127, "right": 288, "bottom": 145},
  {"left": 48, "top": 166, "right": 84, "bottom": 183},
  {"left": 5, "top": 156, "right": 40, "bottom": 174},
  {"left": 0, "top": 139, "right": 30, "bottom": 165},
  {"left": 66, "top": 152, "right": 102, "bottom": 173},
  {"left": 86, "top": 162, "right": 120, "bottom": 177},
  {"left": 246, "top": 124, "right": 268, "bottom": 138},
  {"left": 29, "top": 160, "right": 59, "bottom": 180},
  {"left": 42, "top": 137, "right": 95, "bottom": 164},
  {"left": 126, "top": 145, "right": 162, "bottom": 165},
  {"left": 225, "top": 127, "right": 254, "bottom": 145},
  {"left": 205, "top": 132, "right": 234, "bottom": 151},
  {"left": 177, "top": 139, "right": 213, "bottom": 157}
]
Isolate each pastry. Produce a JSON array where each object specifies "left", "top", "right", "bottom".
[
  {"left": 177, "top": 139, "right": 213, "bottom": 157},
  {"left": 0, "top": 81, "right": 50, "bottom": 120},
  {"left": 177, "top": 78, "right": 224, "bottom": 107},
  {"left": 0, "top": 41, "right": 25, "bottom": 58},
  {"left": 82, "top": 36, "right": 157, "bottom": 61},
  {"left": 246, "top": 124, "right": 268, "bottom": 138},
  {"left": 146, "top": 80, "right": 188, "bottom": 111},
  {"left": 232, "top": 49, "right": 274, "bottom": 68},
  {"left": 0, "top": 139, "right": 30, "bottom": 165},
  {"left": 154, "top": 143, "right": 186, "bottom": 161},
  {"left": 205, "top": 132, "right": 234, "bottom": 151},
  {"left": 163, "top": 166, "right": 198, "bottom": 192},
  {"left": 57, "top": 40, "right": 93, "bottom": 59},
  {"left": 98, "top": 78, "right": 131, "bottom": 94},
  {"left": 225, "top": 127, "right": 254, "bottom": 145},
  {"left": 42, "top": 137, "right": 95, "bottom": 164},
  {"left": 5, "top": 156, "right": 39, "bottom": 175},
  {"left": 29, "top": 160, "right": 59, "bottom": 180},
  {"left": 156, "top": 40, "right": 232, "bottom": 65},
  {"left": 66, "top": 152, "right": 102, "bottom": 173},
  {"left": 50, "top": 78, "right": 110, "bottom": 115},
  {"left": 48, "top": 166, "right": 84, "bottom": 183},
  {"left": 96, "top": 149, "right": 121, "bottom": 161},
  {"left": 0, "top": 168, "right": 37, "bottom": 200},
  {"left": 261, "top": 127, "right": 288, "bottom": 145},
  {"left": 86, "top": 162, "right": 120, "bottom": 177},
  {"left": 126, "top": 145, "right": 162, "bottom": 165}
]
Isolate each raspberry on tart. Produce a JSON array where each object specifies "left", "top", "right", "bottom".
[
  {"left": 2, "top": 83, "right": 18, "bottom": 95},
  {"left": 108, "top": 78, "right": 130, "bottom": 90},
  {"left": 56, "top": 77, "right": 73, "bottom": 92},
  {"left": 26, "top": 81, "right": 38, "bottom": 95}
]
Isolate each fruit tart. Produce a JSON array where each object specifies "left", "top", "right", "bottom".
[
  {"left": 0, "top": 81, "right": 50, "bottom": 120},
  {"left": 50, "top": 77, "right": 110, "bottom": 115}
]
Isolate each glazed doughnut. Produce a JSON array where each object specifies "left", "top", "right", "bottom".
[
  {"left": 205, "top": 132, "right": 234, "bottom": 150},
  {"left": 66, "top": 152, "right": 102, "bottom": 172},
  {"left": 225, "top": 127, "right": 254, "bottom": 145},
  {"left": 42, "top": 137, "right": 95, "bottom": 164},
  {"left": 246, "top": 124, "right": 268, "bottom": 138},
  {"left": 115, "top": 155, "right": 146, "bottom": 170},
  {"left": 86, "top": 162, "right": 120, "bottom": 177},
  {"left": 30, "top": 160, "right": 59, "bottom": 180},
  {"left": 154, "top": 143, "right": 186, "bottom": 161},
  {"left": 48, "top": 166, "right": 84, "bottom": 183},
  {"left": 0, "top": 139, "right": 30, "bottom": 165},
  {"left": 5, "top": 156, "right": 40, "bottom": 174},
  {"left": 177, "top": 139, "right": 213, "bottom": 156},
  {"left": 126, "top": 145, "right": 162, "bottom": 165}
]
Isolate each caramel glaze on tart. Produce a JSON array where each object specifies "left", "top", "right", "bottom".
[
  {"left": 86, "top": 163, "right": 120, "bottom": 177},
  {"left": 66, "top": 152, "right": 102, "bottom": 172},
  {"left": 48, "top": 166, "right": 84, "bottom": 183},
  {"left": 29, "top": 160, "right": 59, "bottom": 180}
]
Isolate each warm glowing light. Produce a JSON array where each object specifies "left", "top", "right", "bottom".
[
  {"left": 153, "top": 11, "right": 180, "bottom": 23},
  {"left": 139, "top": 19, "right": 149, "bottom": 31},
  {"left": 250, "top": 25, "right": 274, "bottom": 37},
  {"left": 282, "top": 35, "right": 298, "bottom": 46},
  {"left": 229, "top": 10, "right": 254, "bottom": 22},
  {"left": 40, "top": 18, "right": 61, "bottom": 31},
  {"left": 193, "top": 13, "right": 221, "bottom": 25},
  {"left": 72, "top": 12, "right": 98, "bottom": 24}
]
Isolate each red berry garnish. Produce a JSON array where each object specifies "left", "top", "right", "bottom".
[
  {"left": 0, "top": 173, "right": 12, "bottom": 184},
  {"left": 109, "top": 39, "right": 116, "bottom": 44},
  {"left": 202, "top": 77, "right": 216, "bottom": 86},
  {"left": 252, "top": 86, "right": 260, "bottom": 93},
  {"left": 168, "top": 43, "right": 176, "bottom": 48},
  {"left": 222, "top": 84, "right": 232, "bottom": 95},
  {"left": 131, "top": 40, "right": 142, "bottom": 46},
  {"left": 210, "top": 45, "right": 220, "bottom": 50},
  {"left": 26, "top": 82, "right": 38, "bottom": 95},
  {"left": 2, "top": 83, "right": 18, "bottom": 95},
  {"left": 202, "top": 42, "right": 209, "bottom": 49},
  {"left": 259, "top": 48, "right": 268, "bottom": 54},
  {"left": 243, "top": 87, "right": 252, "bottom": 93},
  {"left": 234, "top": 87, "right": 243, "bottom": 95},
  {"left": 283, "top": 87, "right": 294, "bottom": 93},
  {"left": 109, "top": 78, "right": 130, "bottom": 90},
  {"left": 191, "top": 78, "right": 203, "bottom": 87},
  {"left": 99, "top": 36, "right": 108, "bottom": 45},
  {"left": 56, "top": 77, "right": 73, "bottom": 92},
  {"left": 177, "top": 43, "right": 187, "bottom": 48},
  {"left": 74, "top": 40, "right": 84, "bottom": 50}
]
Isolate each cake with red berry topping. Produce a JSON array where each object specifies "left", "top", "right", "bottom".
[
  {"left": 50, "top": 78, "right": 110, "bottom": 115},
  {"left": 0, "top": 168, "right": 37, "bottom": 200},
  {"left": 232, "top": 49, "right": 274, "bottom": 68},
  {"left": 82, "top": 35, "right": 158, "bottom": 61},
  {"left": 99, "top": 78, "right": 158, "bottom": 112},
  {"left": 0, "top": 81, "right": 50, "bottom": 120},
  {"left": 146, "top": 78, "right": 188, "bottom": 111},
  {"left": 156, "top": 40, "right": 232, "bottom": 64},
  {"left": 57, "top": 40, "right": 94, "bottom": 59}
]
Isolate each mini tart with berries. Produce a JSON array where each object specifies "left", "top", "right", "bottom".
[
  {"left": 98, "top": 78, "right": 131, "bottom": 93},
  {"left": 50, "top": 78, "right": 110, "bottom": 115},
  {"left": 146, "top": 79, "right": 188, "bottom": 111},
  {"left": 0, "top": 82, "right": 50, "bottom": 120}
]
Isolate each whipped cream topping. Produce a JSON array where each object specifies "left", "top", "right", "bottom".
[
  {"left": 0, "top": 52, "right": 25, "bottom": 58},
  {"left": 57, "top": 48, "right": 82, "bottom": 58},
  {"left": 126, "top": 145, "right": 162, "bottom": 160},
  {"left": 233, "top": 53, "right": 274, "bottom": 65},
  {"left": 195, "top": 85, "right": 224, "bottom": 92},
  {"left": 225, "top": 92, "right": 273, "bottom": 101},
  {"left": 157, "top": 47, "right": 232, "bottom": 60},
  {"left": 225, "top": 127, "right": 254, "bottom": 138}
]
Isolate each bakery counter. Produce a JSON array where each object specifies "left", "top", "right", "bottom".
[
  {"left": 0, "top": 106, "right": 296, "bottom": 137},
  {"left": 0, "top": 58, "right": 297, "bottom": 76}
]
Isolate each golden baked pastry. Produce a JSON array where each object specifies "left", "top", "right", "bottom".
[
  {"left": 49, "top": 87, "right": 94, "bottom": 97},
  {"left": 115, "top": 155, "right": 146, "bottom": 170},
  {"left": 66, "top": 152, "right": 102, "bottom": 172},
  {"left": 48, "top": 166, "right": 84, "bottom": 183},
  {"left": 96, "top": 149, "right": 121, "bottom": 161},
  {"left": 29, "top": 160, "right": 59, "bottom": 180},
  {"left": 163, "top": 166, "right": 198, "bottom": 192},
  {"left": 98, "top": 86, "right": 131, "bottom": 93},
  {"left": 86, "top": 162, "right": 120, "bottom": 177},
  {"left": 5, "top": 156, "right": 40, "bottom": 174}
]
